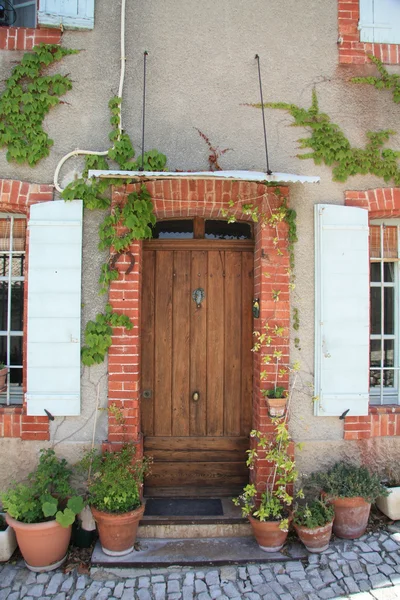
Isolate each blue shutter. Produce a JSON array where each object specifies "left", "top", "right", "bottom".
[
  {"left": 38, "top": 0, "right": 94, "bottom": 30},
  {"left": 26, "top": 200, "right": 83, "bottom": 417},
  {"left": 359, "top": 0, "right": 400, "bottom": 44},
  {"left": 314, "top": 204, "right": 370, "bottom": 417}
]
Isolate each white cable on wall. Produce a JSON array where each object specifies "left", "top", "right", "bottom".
[{"left": 53, "top": 0, "right": 127, "bottom": 193}]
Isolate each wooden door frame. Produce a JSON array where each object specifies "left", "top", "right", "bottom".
[{"left": 106, "top": 179, "right": 292, "bottom": 496}]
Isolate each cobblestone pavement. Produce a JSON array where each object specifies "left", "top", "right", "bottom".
[{"left": 3, "top": 529, "right": 400, "bottom": 599}]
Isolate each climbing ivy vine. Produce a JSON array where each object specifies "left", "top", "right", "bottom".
[
  {"left": 0, "top": 44, "right": 78, "bottom": 166},
  {"left": 61, "top": 97, "right": 166, "bottom": 366},
  {"left": 352, "top": 55, "right": 400, "bottom": 104}
]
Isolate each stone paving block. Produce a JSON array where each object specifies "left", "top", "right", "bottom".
[
  {"left": 383, "top": 539, "right": 400, "bottom": 552},
  {"left": 29, "top": 584, "right": 44, "bottom": 597},
  {"left": 96, "top": 590, "right": 112, "bottom": 600},
  {"left": 343, "top": 577, "right": 360, "bottom": 594},
  {"left": 222, "top": 581, "right": 241, "bottom": 598},
  {"left": 169, "top": 573, "right": 182, "bottom": 580},
  {"left": 333, "top": 570, "right": 344, "bottom": 580},
  {"left": 261, "top": 593, "right": 279, "bottom": 600},
  {"left": 210, "top": 584, "right": 223, "bottom": 598},
  {"left": 113, "top": 582, "right": 125, "bottom": 598},
  {"left": 206, "top": 570, "right": 220, "bottom": 586},
  {"left": 169, "top": 579, "right": 182, "bottom": 593},
  {"left": 286, "top": 562, "right": 305, "bottom": 573},
  {"left": 105, "top": 581, "right": 116, "bottom": 588},
  {"left": 354, "top": 572, "right": 369, "bottom": 581},
  {"left": 290, "top": 571, "right": 306, "bottom": 580},
  {"left": 198, "top": 593, "right": 212, "bottom": 600},
  {"left": 350, "top": 560, "right": 363, "bottom": 574},
  {"left": 0, "top": 589, "right": 11, "bottom": 600},
  {"left": 248, "top": 565, "right": 261, "bottom": 575},
  {"left": 268, "top": 580, "right": 285, "bottom": 595},
  {"left": 273, "top": 563, "right": 285, "bottom": 575},
  {"left": 343, "top": 552, "right": 359, "bottom": 560},
  {"left": 284, "top": 582, "right": 308, "bottom": 600},
  {"left": 238, "top": 580, "right": 253, "bottom": 593},
  {"left": 278, "top": 595, "right": 294, "bottom": 600},
  {"left": 46, "top": 572, "right": 65, "bottom": 595},
  {"left": 136, "top": 590, "right": 152, "bottom": 600},
  {"left": 379, "top": 564, "right": 395, "bottom": 576},
  {"left": 139, "top": 576, "right": 151, "bottom": 588},
  {"left": 250, "top": 574, "right": 264, "bottom": 585},
  {"left": 367, "top": 564, "right": 380, "bottom": 576},
  {"left": 125, "top": 578, "right": 135, "bottom": 587},
  {"left": 7, "top": 593, "right": 19, "bottom": 600},
  {"left": 182, "top": 586, "right": 194, "bottom": 600},
  {"left": 71, "top": 592, "right": 84, "bottom": 600},
  {"left": 321, "top": 569, "right": 336, "bottom": 584},
  {"left": 0, "top": 566, "right": 16, "bottom": 589},
  {"left": 76, "top": 575, "right": 88, "bottom": 589},
  {"left": 36, "top": 573, "right": 49, "bottom": 584},
  {"left": 61, "top": 575, "right": 74, "bottom": 592},
  {"left": 25, "top": 573, "right": 36, "bottom": 585},
  {"left": 85, "top": 581, "right": 104, "bottom": 600},
  {"left": 261, "top": 569, "right": 274, "bottom": 582},
  {"left": 277, "top": 574, "right": 292, "bottom": 585},
  {"left": 359, "top": 580, "right": 372, "bottom": 592},
  {"left": 309, "top": 577, "right": 326, "bottom": 591},
  {"left": 370, "top": 573, "right": 393, "bottom": 589},
  {"left": 342, "top": 565, "right": 351, "bottom": 577},
  {"left": 220, "top": 567, "right": 237, "bottom": 582},
  {"left": 183, "top": 573, "right": 194, "bottom": 586},
  {"left": 169, "top": 593, "right": 183, "bottom": 600},
  {"left": 317, "top": 588, "right": 336, "bottom": 599}
]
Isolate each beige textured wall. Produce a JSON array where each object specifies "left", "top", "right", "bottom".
[{"left": 1, "top": 0, "right": 400, "bottom": 484}]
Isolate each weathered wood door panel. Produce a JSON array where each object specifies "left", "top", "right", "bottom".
[{"left": 141, "top": 240, "right": 254, "bottom": 497}]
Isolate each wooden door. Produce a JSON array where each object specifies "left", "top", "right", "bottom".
[{"left": 141, "top": 239, "right": 254, "bottom": 497}]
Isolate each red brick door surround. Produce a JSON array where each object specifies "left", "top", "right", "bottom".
[{"left": 108, "top": 179, "right": 292, "bottom": 494}]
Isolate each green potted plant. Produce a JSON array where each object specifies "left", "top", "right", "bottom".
[
  {"left": 233, "top": 417, "right": 302, "bottom": 552},
  {"left": 1, "top": 449, "right": 83, "bottom": 571},
  {"left": 262, "top": 386, "right": 288, "bottom": 418},
  {"left": 0, "top": 512, "right": 17, "bottom": 562},
  {"left": 308, "top": 462, "right": 389, "bottom": 539},
  {"left": 376, "top": 467, "right": 400, "bottom": 520},
  {"left": 293, "top": 498, "right": 334, "bottom": 553},
  {"left": 80, "top": 442, "right": 151, "bottom": 556}
]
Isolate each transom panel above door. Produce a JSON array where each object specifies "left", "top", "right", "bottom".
[{"left": 141, "top": 219, "right": 254, "bottom": 497}]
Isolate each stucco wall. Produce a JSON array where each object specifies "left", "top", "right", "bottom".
[{"left": 0, "top": 0, "right": 400, "bottom": 483}]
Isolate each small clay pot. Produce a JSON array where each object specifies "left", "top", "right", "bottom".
[
  {"left": 5, "top": 515, "right": 71, "bottom": 571},
  {"left": 330, "top": 496, "right": 371, "bottom": 539},
  {"left": 92, "top": 503, "right": 145, "bottom": 556},
  {"left": 248, "top": 514, "right": 289, "bottom": 552},
  {"left": 266, "top": 398, "right": 287, "bottom": 418},
  {"left": 294, "top": 520, "right": 333, "bottom": 553}
]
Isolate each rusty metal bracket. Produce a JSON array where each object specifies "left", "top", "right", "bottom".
[{"left": 110, "top": 251, "right": 135, "bottom": 275}]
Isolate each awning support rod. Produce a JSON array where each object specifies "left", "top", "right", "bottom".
[
  {"left": 255, "top": 54, "right": 272, "bottom": 176},
  {"left": 140, "top": 51, "right": 148, "bottom": 172}
]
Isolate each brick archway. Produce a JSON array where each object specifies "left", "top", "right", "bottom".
[{"left": 108, "top": 178, "right": 292, "bottom": 492}]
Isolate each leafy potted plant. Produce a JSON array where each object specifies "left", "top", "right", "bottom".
[
  {"left": 233, "top": 416, "right": 302, "bottom": 552},
  {"left": 376, "top": 467, "right": 400, "bottom": 520},
  {"left": 262, "top": 386, "right": 287, "bottom": 418},
  {"left": 0, "top": 512, "right": 17, "bottom": 562},
  {"left": 80, "top": 443, "right": 151, "bottom": 556},
  {"left": 293, "top": 498, "right": 334, "bottom": 553},
  {"left": 1, "top": 449, "right": 83, "bottom": 571},
  {"left": 308, "top": 462, "right": 389, "bottom": 539}
]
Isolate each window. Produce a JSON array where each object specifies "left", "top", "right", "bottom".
[
  {"left": 370, "top": 221, "right": 400, "bottom": 404},
  {"left": 151, "top": 218, "right": 253, "bottom": 240},
  {"left": 0, "top": 0, "right": 36, "bottom": 27},
  {"left": 0, "top": 214, "right": 26, "bottom": 406},
  {"left": 359, "top": 0, "right": 400, "bottom": 44}
]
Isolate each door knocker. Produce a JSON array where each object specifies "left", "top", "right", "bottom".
[{"left": 192, "top": 287, "right": 205, "bottom": 308}]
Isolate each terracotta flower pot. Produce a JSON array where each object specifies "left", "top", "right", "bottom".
[
  {"left": 330, "top": 496, "right": 371, "bottom": 539},
  {"left": 248, "top": 514, "right": 289, "bottom": 552},
  {"left": 266, "top": 398, "right": 287, "bottom": 418},
  {"left": 92, "top": 503, "right": 145, "bottom": 556},
  {"left": 5, "top": 514, "right": 71, "bottom": 572},
  {"left": 294, "top": 520, "right": 333, "bottom": 553}
]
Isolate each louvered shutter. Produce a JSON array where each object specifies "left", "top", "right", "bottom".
[
  {"left": 314, "top": 204, "right": 369, "bottom": 417},
  {"left": 38, "top": 0, "right": 94, "bottom": 30},
  {"left": 359, "top": 0, "right": 400, "bottom": 44},
  {"left": 26, "top": 200, "right": 83, "bottom": 417}
]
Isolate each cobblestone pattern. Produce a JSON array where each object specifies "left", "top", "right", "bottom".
[{"left": 2, "top": 530, "right": 400, "bottom": 599}]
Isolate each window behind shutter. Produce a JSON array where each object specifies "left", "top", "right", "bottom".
[
  {"left": 359, "top": 0, "right": 400, "bottom": 44},
  {"left": 314, "top": 204, "right": 369, "bottom": 417},
  {"left": 38, "top": 0, "right": 94, "bottom": 30},
  {"left": 26, "top": 200, "right": 83, "bottom": 417}
]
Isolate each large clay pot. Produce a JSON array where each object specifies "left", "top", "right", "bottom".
[
  {"left": 266, "top": 398, "right": 287, "bottom": 418},
  {"left": 248, "top": 514, "right": 289, "bottom": 552},
  {"left": 92, "top": 503, "right": 145, "bottom": 556},
  {"left": 294, "top": 520, "right": 334, "bottom": 553},
  {"left": 5, "top": 514, "right": 71, "bottom": 572},
  {"left": 330, "top": 496, "right": 371, "bottom": 539}
]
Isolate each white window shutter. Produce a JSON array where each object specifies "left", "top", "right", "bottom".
[
  {"left": 38, "top": 0, "right": 94, "bottom": 30},
  {"left": 26, "top": 200, "right": 83, "bottom": 417},
  {"left": 314, "top": 204, "right": 369, "bottom": 417},
  {"left": 359, "top": 0, "right": 400, "bottom": 44}
]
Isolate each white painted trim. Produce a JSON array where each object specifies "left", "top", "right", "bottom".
[{"left": 88, "top": 170, "right": 320, "bottom": 184}]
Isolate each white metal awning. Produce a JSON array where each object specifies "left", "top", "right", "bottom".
[{"left": 88, "top": 170, "right": 320, "bottom": 184}]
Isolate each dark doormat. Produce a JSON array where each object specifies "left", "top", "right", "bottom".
[{"left": 144, "top": 498, "right": 223, "bottom": 517}]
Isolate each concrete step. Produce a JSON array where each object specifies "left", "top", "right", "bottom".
[{"left": 91, "top": 536, "right": 308, "bottom": 568}]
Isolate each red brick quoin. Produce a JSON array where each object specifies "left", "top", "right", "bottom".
[
  {"left": 0, "top": 179, "right": 53, "bottom": 440},
  {"left": 108, "top": 179, "right": 292, "bottom": 492},
  {"left": 338, "top": 0, "right": 400, "bottom": 64},
  {"left": 344, "top": 187, "right": 400, "bottom": 440},
  {"left": 0, "top": 27, "right": 61, "bottom": 51}
]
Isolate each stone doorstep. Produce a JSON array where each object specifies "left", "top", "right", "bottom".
[{"left": 91, "top": 536, "right": 308, "bottom": 568}]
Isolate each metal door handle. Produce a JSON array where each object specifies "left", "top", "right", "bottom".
[{"left": 192, "top": 391, "right": 200, "bottom": 402}]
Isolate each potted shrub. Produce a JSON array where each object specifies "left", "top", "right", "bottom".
[
  {"left": 1, "top": 449, "right": 83, "bottom": 571},
  {"left": 80, "top": 443, "right": 151, "bottom": 556},
  {"left": 0, "top": 512, "right": 17, "bottom": 562},
  {"left": 293, "top": 498, "right": 334, "bottom": 553},
  {"left": 233, "top": 418, "right": 302, "bottom": 552},
  {"left": 376, "top": 467, "right": 400, "bottom": 520},
  {"left": 308, "top": 462, "right": 389, "bottom": 539},
  {"left": 262, "top": 386, "right": 287, "bottom": 418}
]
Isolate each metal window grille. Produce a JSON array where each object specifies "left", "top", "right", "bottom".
[
  {"left": 0, "top": 214, "right": 25, "bottom": 406},
  {"left": 370, "top": 222, "right": 400, "bottom": 405}
]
